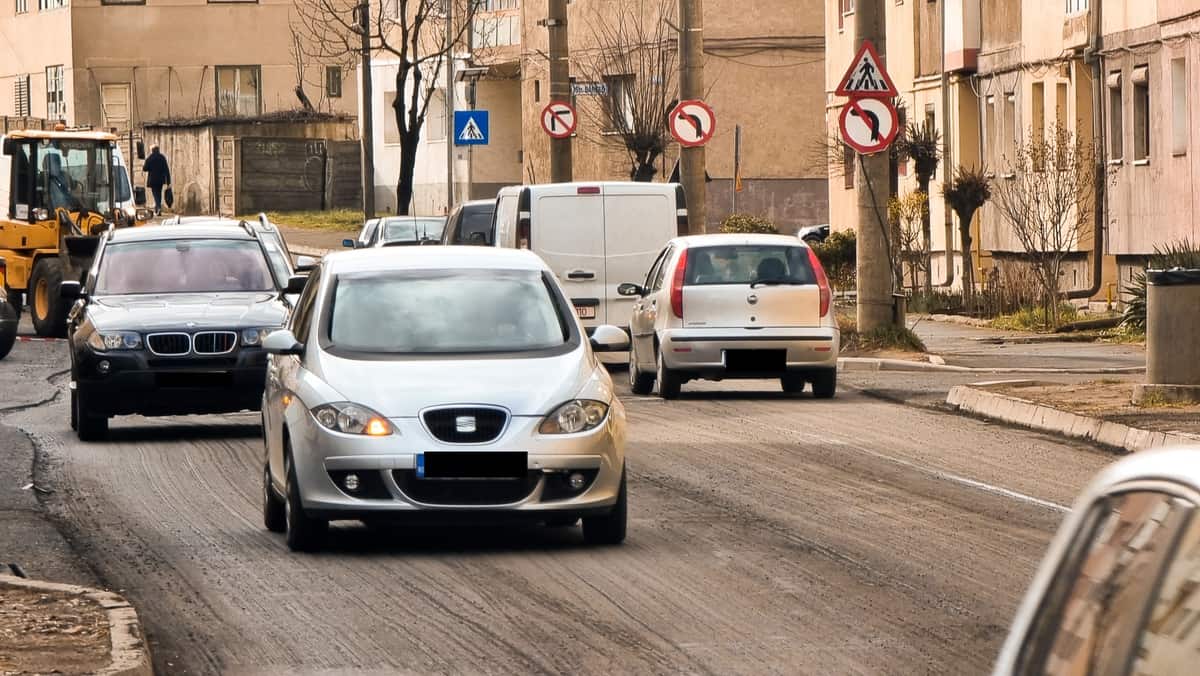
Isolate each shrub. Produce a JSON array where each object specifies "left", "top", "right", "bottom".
[
  {"left": 719, "top": 214, "right": 778, "bottom": 234},
  {"left": 992, "top": 304, "right": 1081, "bottom": 332},
  {"left": 1122, "top": 238, "right": 1200, "bottom": 333},
  {"left": 813, "top": 229, "right": 856, "bottom": 291}
]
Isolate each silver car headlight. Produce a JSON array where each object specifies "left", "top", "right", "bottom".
[
  {"left": 87, "top": 331, "right": 141, "bottom": 351},
  {"left": 310, "top": 402, "right": 394, "bottom": 436},
  {"left": 240, "top": 327, "right": 277, "bottom": 346},
  {"left": 539, "top": 399, "right": 609, "bottom": 435}
]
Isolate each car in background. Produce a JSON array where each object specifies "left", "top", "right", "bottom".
[
  {"left": 993, "top": 445, "right": 1200, "bottom": 676},
  {"left": 260, "top": 246, "right": 631, "bottom": 552},
  {"left": 64, "top": 224, "right": 302, "bottom": 440},
  {"left": 160, "top": 214, "right": 316, "bottom": 287},
  {"left": 349, "top": 217, "right": 381, "bottom": 248},
  {"left": 441, "top": 199, "right": 498, "bottom": 246},
  {"left": 372, "top": 216, "right": 446, "bottom": 247},
  {"left": 619, "top": 234, "right": 838, "bottom": 399},
  {"left": 0, "top": 283, "right": 15, "bottom": 360},
  {"left": 797, "top": 223, "right": 829, "bottom": 246},
  {"left": 490, "top": 182, "right": 685, "bottom": 333}
]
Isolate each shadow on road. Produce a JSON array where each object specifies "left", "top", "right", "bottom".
[
  {"left": 102, "top": 422, "right": 263, "bottom": 443},
  {"left": 305, "top": 521, "right": 599, "bottom": 557}
]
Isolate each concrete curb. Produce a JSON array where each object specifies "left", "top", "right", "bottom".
[
  {"left": 0, "top": 574, "right": 153, "bottom": 676},
  {"left": 945, "top": 384, "right": 1200, "bottom": 454},
  {"left": 839, "top": 357, "right": 1144, "bottom": 375}
]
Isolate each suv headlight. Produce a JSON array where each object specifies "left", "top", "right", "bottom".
[
  {"left": 240, "top": 327, "right": 277, "bottom": 346},
  {"left": 87, "top": 331, "right": 141, "bottom": 351},
  {"left": 310, "top": 402, "right": 393, "bottom": 436},
  {"left": 539, "top": 399, "right": 609, "bottom": 434}
]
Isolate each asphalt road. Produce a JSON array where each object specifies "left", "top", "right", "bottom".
[{"left": 2, "top": 334, "right": 1117, "bottom": 675}]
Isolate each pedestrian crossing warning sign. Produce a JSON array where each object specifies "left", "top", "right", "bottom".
[
  {"left": 453, "top": 110, "right": 489, "bottom": 146},
  {"left": 835, "top": 40, "right": 898, "bottom": 98}
]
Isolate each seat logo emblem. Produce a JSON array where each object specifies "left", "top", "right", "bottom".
[
  {"left": 747, "top": 294, "right": 758, "bottom": 305},
  {"left": 455, "top": 416, "right": 477, "bottom": 433}
]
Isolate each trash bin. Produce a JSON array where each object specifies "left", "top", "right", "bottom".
[{"left": 1146, "top": 268, "right": 1200, "bottom": 386}]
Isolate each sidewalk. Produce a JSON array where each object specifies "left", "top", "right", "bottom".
[{"left": 280, "top": 226, "right": 356, "bottom": 256}]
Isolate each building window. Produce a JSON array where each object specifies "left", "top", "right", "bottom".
[
  {"left": 426, "top": 90, "right": 446, "bottom": 141},
  {"left": 326, "top": 66, "right": 342, "bottom": 99},
  {"left": 843, "top": 144, "right": 854, "bottom": 189},
  {"left": 101, "top": 0, "right": 146, "bottom": 4},
  {"left": 100, "top": 83, "right": 131, "bottom": 132},
  {"left": 215, "top": 65, "right": 261, "bottom": 117},
  {"left": 838, "top": 0, "right": 855, "bottom": 30},
  {"left": 45, "top": 65, "right": 65, "bottom": 121},
  {"left": 1065, "top": 0, "right": 1088, "bottom": 14},
  {"left": 1171, "top": 58, "right": 1187, "bottom": 156},
  {"left": 1133, "top": 65, "right": 1150, "bottom": 162},
  {"left": 984, "top": 94, "right": 996, "bottom": 170},
  {"left": 473, "top": 0, "right": 518, "bottom": 10},
  {"left": 383, "top": 91, "right": 401, "bottom": 145},
  {"left": 603, "top": 74, "right": 635, "bottom": 132},
  {"left": 1056, "top": 82, "right": 1068, "bottom": 127},
  {"left": 13, "top": 76, "right": 30, "bottom": 116},
  {"left": 15, "top": 0, "right": 27, "bottom": 13},
  {"left": 534, "top": 79, "right": 541, "bottom": 103},
  {"left": 1004, "top": 92, "right": 1017, "bottom": 169},
  {"left": 38, "top": 0, "right": 66, "bottom": 9},
  {"left": 1108, "top": 71, "right": 1123, "bottom": 161}
]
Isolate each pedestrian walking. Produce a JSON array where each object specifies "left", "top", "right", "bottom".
[{"left": 142, "top": 145, "right": 172, "bottom": 216}]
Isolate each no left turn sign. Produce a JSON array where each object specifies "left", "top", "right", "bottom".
[
  {"left": 669, "top": 99, "right": 716, "bottom": 148},
  {"left": 838, "top": 97, "right": 899, "bottom": 155},
  {"left": 541, "top": 101, "right": 577, "bottom": 139}
]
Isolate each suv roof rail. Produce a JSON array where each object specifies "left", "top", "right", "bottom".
[
  {"left": 257, "top": 212, "right": 272, "bottom": 229},
  {"left": 237, "top": 219, "right": 257, "bottom": 238}
]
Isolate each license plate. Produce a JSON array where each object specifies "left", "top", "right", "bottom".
[
  {"left": 416, "top": 452, "right": 527, "bottom": 480},
  {"left": 574, "top": 305, "right": 596, "bottom": 319}
]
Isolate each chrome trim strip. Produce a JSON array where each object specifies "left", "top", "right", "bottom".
[{"left": 145, "top": 332, "right": 191, "bottom": 357}]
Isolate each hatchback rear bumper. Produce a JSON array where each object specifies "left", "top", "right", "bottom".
[{"left": 660, "top": 327, "right": 839, "bottom": 375}]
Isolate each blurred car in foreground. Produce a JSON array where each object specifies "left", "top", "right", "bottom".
[
  {"left": 619, "top": 234, "right": 838, "bottom": 399},
  {"left": 0, "top": 282, "right": 15, "bottom": 360},
  {"left": 260, "top": 246, "right": 631, "bottom": 552},
  {"left": 993, "top": 445, "right": 1200, "bottom": 676},
  {"left": 797, "top": 223, "right": 829, "bottom": 245}
]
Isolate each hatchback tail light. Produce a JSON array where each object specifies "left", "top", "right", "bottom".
[
  {"left": 806, "top": 247, "right": 831, "bottom": 318},
  {"left": 670, "top": 248, "right": 689, "bottom": 319}
]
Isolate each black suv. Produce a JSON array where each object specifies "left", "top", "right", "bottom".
[{"left": 64, "top": 223, "right": 303, "bottom": 440}]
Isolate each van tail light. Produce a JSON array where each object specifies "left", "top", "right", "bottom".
[
  {"left": 577, "top": 186, "right": 601, "bottom": 195},
  {"left": 806, "top": 247, "right": 831, "bottom": 318},
  {"left": 670, "top": 249, "right": 688, "bottom": 318}
]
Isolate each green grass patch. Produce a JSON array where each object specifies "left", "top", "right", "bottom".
[
  {"left": 243, "top": 209, "right": 365, "bottom": 232},
  {"left": 1136, "top": 391, "right": 1192, "bottom": 409},
  {"left": 1098, "top": 324, "right": 1146, "bottom": 345},
  {"left": 991, "top": 304, "right": 1081, "bottom": 332},
  {"left": 838, "top": 315, "right": 927, "bottom": 354}
]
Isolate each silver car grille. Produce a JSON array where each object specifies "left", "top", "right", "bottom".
[
  {"left": 193, "top": 331, "right": 237, "bottom": 355},
  {"left": 422, "top": 406, "right": 509, "bottom": 444},
  {"left": 146, "top": 333, "right": 191, "bottom": 356}
]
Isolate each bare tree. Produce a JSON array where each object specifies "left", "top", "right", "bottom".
[
  {"left": 291, "top": 0, "right": 478, "bottom": 213},
  {"left": 992, "top": 123, "right": 1096, "bottom": 328},
  {"left": 888, "top": 191, "right": 928, "bottom": 293},
  {"left": 290, "top": 30, "right": 316, "bottom": 111},
  {"left": 575, "top": 0, "right": 677, "bottom": 182}
]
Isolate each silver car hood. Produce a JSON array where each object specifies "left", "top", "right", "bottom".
[{"left": 310, "top": 347, "right": 597, "bottom": 418}]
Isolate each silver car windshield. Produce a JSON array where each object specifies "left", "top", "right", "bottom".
[
  {"left": 95, "top": 239, "right": 275, "bottom": 295},
  {"left": 328, "top": 270, "right": 568, "bottom": 354}
]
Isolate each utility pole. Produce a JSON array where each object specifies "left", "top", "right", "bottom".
[
  {"left": 854, "top": 0, "right": 894, "bottom": 331},
  {"left": 358, "top": 1, "right": 376, "bottom": 219},
  {"left": 445, "top": 0, "right": 457, "bottom": 210},
  {"left": 678, "top": 0, "right": 706, "bottom": 233},
  {"left": 547, "top": 0, "right": 572, "bottom": 182}
]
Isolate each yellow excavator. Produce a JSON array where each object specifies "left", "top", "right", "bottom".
[{"left": 0, "top": 128, "right": 152, "bottom": 337}]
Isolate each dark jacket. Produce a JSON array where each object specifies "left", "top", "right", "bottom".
[{"left": 143, "top": 152, "right": 171, "bottom": 188}]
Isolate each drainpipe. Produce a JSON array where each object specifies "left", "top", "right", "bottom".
[
  {"left": 938, "top": 0, "right": 956, "bottom": 287},
  {"left": 1068, "top": 0, "right": 1105, "bottom": 300}
]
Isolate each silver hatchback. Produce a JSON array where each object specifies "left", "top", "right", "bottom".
[{"left": 260, "top": 247, "right": 631, "bottom": 552}]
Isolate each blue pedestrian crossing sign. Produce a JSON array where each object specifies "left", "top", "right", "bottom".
[{"left": 453, "top": 110, "right": 489, "bottom": 146}]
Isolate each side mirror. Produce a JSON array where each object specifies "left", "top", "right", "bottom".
[
  {"left": 1, "top": 138, "right": 12, "bottom": 156},
  {"left": 342, "top": 238, "right": 357, "bottom": 249},
  {"left": 294, "top": 255, "right": 317, "bottom": 272},
  {"left": 284, "top": 275, "right": 308, "bottom": 295},
  {"left": 133, "top": 186, "right": 147, "bottom": 206},
  {"left": 59, "top": 281, "right": 83, "bottom": 300},
  {"left": 135, "top": 140, "right": 146, "bottom": 160},
  {"left": 617, "top": 283, "right": 645, "bottom": 297},
  {"left": 263, "top": 330, "right": 304, "bottom": 356},
  {"left": 589, "top": 325, "right": 630, "bottom": 353}
]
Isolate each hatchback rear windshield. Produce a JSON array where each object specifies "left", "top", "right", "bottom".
[
  {"left": 95, "top": 239, "right": 275, "bottom": 295},
  {"left": 327, "top": 270, "right": 569, "bottom": 354},
  {"left": 685, "top": 245, "right": 816, "bottom": 286},
  {"left": 455, "top": 206, "right": 496, "bottom": 245},
  {"left": 381, "top": 218, "right": 446, "bottom": 244}
]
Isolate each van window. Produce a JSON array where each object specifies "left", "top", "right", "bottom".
[
  {"left": 1016, "top": 491, "right": 1194, "bottom": 675},
  {"left": 685, "top": 245, "right": 816, "bottom": 286}
]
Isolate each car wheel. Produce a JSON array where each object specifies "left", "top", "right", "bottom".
[
  {"left": 628, "top": 342, "right": 655, "bottom": 395},
  {"left": 29, "top": 258, "right": 67, "bottom": 339},
  {"left": 0, "top": 303, "right": 15, "bottom": 361},
  {"left": 263, "top": 460, "right": 286, "bottom": 533},
  {"left": 3, "top": 285, "right": 20, "bottom": 321},
  {"left": 582, "top": 468, "right": 627, "bottom": 545},
  {"left": 811, "top": 369, "right": 837, "bottom": 399},
  {"left": 656, "top": 348, "right": 681, "bottom": 400},
  {"left": 75, "top": 387, "right": 108, "bottom": 441},
  {"left": 781, "top": 374, "right": 806, "bottom": 394},
  {"left": 284, "top": 452, "right": 327, "bottom": 552}
]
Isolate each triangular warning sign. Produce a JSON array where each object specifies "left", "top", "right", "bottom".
[
  {"left": 458, "top": 117, "right": 485, "bottom": 141},
  {"left": 835, "top": 40, "right": 898, "bottom": 97}
]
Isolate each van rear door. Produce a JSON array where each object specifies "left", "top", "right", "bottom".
[
  {"left": 681, "top": 244, "right": 824, "bottom": 328},
  {"left": 602, "top": 187, "right": 676, "bottom": 330},
  {"left": 533, "top": 189, "right": 606, "bottom": 325}
]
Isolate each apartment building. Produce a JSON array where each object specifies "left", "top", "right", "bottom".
[{"left": 0, "top": 0, "right": 357, "bottom": 131}]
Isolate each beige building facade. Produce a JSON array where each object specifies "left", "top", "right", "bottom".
[{"left": 0, "top": 0, "right": 357, "bottom": 132}]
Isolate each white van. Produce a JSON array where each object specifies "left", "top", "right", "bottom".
[{"left": 491, "top": 182, "right": 686, "bottom": 331}]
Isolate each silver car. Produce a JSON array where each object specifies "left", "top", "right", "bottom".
[
  {"left": 260, "top": 246, "right": 631, "bottom": 552},
  {"left": 993, "top": 445, "right": 1200, "bottom": 676},
  {"left": 619, "top": 234, "right": 839, "bottom": 399}
]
